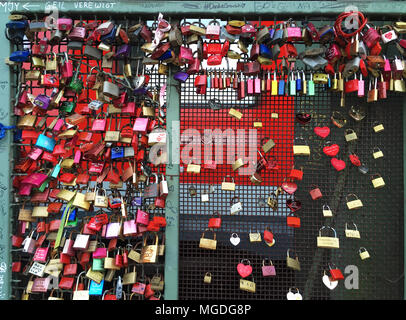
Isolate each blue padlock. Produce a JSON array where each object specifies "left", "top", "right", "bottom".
[
  {"left": 100, "top": 26, "right": 117, "bottom": 45},
  {"left": 5, "top": 21, "right": 27, "bottom": 44},
  {"left": 111, "top": 146, "right": 124, "bottom": 160},
  {"left": 259, "top": 44, "right": 272, "bottom": 59},
  {"left": 158, "top": 49, "right": 173, "bottom": 61},
  {"left": 68, "top": 207, "right": 77, "bottom": 222},
  {"left": 132, "top": 191, "right": 143, "bottom": 207},
  {"left": 89, "top": 279, "right": 104, "bottom": 296},
  {"left": 278, "top": 79, "right": 285, "bottom": 95},
  {"left": 35, "top": 130, "right": 56, "bottom": 152},
  {"left": 133, "top": 87, "right": 147, "bottom": 96},
  {"left": 9, "top": 50, "right": 30, "bottom": 62},
  {"left": 50, "top": 160, "right": 62, "bottom": 179},
  {"left": 13, "top": 129, "right": 22, "bottom": 142},
  {"left": 296, "top": 72, "right": 302, "bottom": 92}
]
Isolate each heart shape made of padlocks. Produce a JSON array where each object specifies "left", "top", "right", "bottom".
[
  {"left": 237, "top": 263, "right": 253, "bottom": 278},
  {"left": 314, "top": 126, "right": 330, "bottom": 138},
  {"left": 331, "top": 158, "right": 346, "bottom": 171},
  {"left": 281, "top": 181, "right": 297, "bottom": 194},
  {"left": 323, "top": 144, "right": 339, "bottom": 157}
]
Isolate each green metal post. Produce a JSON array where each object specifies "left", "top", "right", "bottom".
[
  {"left": 0, "top": 10, "right": 13, "bottom": 300},
  {"left": 164, "top": 66, "right": 181, "bottom": 300},
  {"left": 404, "top": 97, "right": 406, "bottom": 300}
]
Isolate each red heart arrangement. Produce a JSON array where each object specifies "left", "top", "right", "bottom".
[
  {"left": 323, "top": 144, "right": 339, "bottom": 157},
  {"left": 237, "top": 262, "right": 253, "bottom": 278},
  {"left": 349, "top": 154, "right": 361, "bottom": 167},
  {"left": 331, "top": 158, "right": 346, "bottom": 171},
  {"left": 281, "top": 181, "right": 298, "bottom": 194},
  {"left": 314, "top": 126, "right": 330, "bottom": 139}
]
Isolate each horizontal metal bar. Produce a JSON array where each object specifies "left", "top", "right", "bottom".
[{"left": 11, "top": 1, "right": 406, "bottom": 17}]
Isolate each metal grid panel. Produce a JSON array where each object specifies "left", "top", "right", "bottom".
[
  {"left": 10, "top": 17, "right": 167, "bottom": 300},
  {"left": 179, "top": 71, "right": 404, "bottom": 300}
]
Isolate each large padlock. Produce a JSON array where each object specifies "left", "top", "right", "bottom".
[
  {"left": 293, "top": 137, "right": 310, "bottom": 156},
  {"left": 381, "top": 25, "right": 397, "bottom": 44},
  {"left": 317, "top": 226, "right": 339, "bottom": 249},
  {"left": 199, "top": 229, "right": 217, "bottom": 250},
  {"left": 206, "top": 19, "right": 221, "bottom": 40}
]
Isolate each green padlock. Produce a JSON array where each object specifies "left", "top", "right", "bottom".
[
  {"left": 60, "top": 101, "right": 76, "bottom": 113},
  {"left": 92, "top": 258, "right": 105, "bottom": 272},
  {"left": 308, "top": 73, "right": 315, "bottom": 96},
  {"left": 37, "top": 177, "right": 50, "bottom": 193},
  {"left": 68, "top": 62, "right": 84, "bottom": 93}
]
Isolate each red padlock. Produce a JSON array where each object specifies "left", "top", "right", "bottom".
[
  {"left": 208, "top": 212, "right": 222, "bottom": 229},
  {"left": 289, "top": 166, "right": 303, "bottom": 180},
  {"left": 309, "top": 185, "right": 323, "bottom": 200},
  {"left": 263, "top": 227, "right": 274, "bottom": 243},
  {"left": 329, "top": 263, "right": 345, "bottom": 280},
  {"left": 286, "top": 213, "right": 301, "bottom": 228}
]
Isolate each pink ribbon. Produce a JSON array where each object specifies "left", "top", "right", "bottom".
[{"left": 153, "top": 13, "right": 171, "bottom": 45}]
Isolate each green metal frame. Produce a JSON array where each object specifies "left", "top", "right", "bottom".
[{"left": 1, "top": 0, "right": 406, "bottom": 300}]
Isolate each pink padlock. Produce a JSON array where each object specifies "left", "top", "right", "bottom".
[
  {"left": 74, "top": 150, "right": 81, "bottom": 164},
  {"left": 57, "top": 17, "right": 73, "bottom": 31},
  {"left": 247, "top": 78, "right": 254, "bottom": 95},
  {"left": 61, "top": 53, "right": 73, "bottom": 78},
  {"left": 93, "top": 247, "right": 107, "bottom": 259},
  {"left": 286, "top": 22, "right": 302, "bottom": 41},
  {"left": 133, "top": 117, "right": 149, "bottom": 134},
  {"left": 309, "top": 185, "right": 323, "bottom": 200},
  {"left": 62, "top": 234, "right": 75, "bottom": 256},
  {"left": 383, "top": 56, "right": 391, "bottom": 76},
  {"left": 358, "top": 74, "right": 365, "bottom": 97},
  {"left": 179, "top": 46, "right": 194, "bottom": 65},
  {"left": 91, "top": 113, "right": 107, "bottom": 132},
  {"left": 105, "top": 221, "right": 121, "bottom": 239},
  {"left": 136, "top": 209, "right": 149, "bottom": 225},
  {"left": 325, "top": 43, "right": 342, "bottom": 64},
  {"left": 33, "top": 242, "right": 50, "bottom": 263},
  {"left": 52, "top": 118, "right": 65, "bottom": 134},
  {"left": 19, "top": 184, "right": 33, "bottom": 196},
  {"left": 28, "top": 147, "right": 43, "bottom": 161},
  {"left": 123, "top": 219, "right": 138, "bottom": 236},
  {"left": 262, "top": 259, "right": 276, "bottom": 277},
  {"left": 17, "top": 90, "right": 28, "bottom": 107},
  {"left": 254, "top": 78, "right": 261, "bottom": 95}
]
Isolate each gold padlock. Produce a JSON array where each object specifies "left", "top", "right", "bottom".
[
  {"left": 372, "top": 147, "right": 384, "bottom": 159},
  {"left": 371, "top": 174, "right": 385, "bottom": 188},
  {"left": 373, "top": 122, "right": 384, "bottom": 133},
  {"left": 232, "top": 157, "right": 244, "bottom": 171},
  {"left": 267, "top": 194, "right": 278, "bottom": 210},
  {"left": 293, "top": 137, "right": 310, "bottom": 156},
  {"left": 140, "top": 233, "right": 159, "bottom": 263},
  {"left": 86, "top": 267, "right": 104, "bottom": 283},
  {"left": 128, "top": 242, "right": 142, "bottom": 263},
  {"left": 359, "top": 247, "right": 370, "bottom": 260},
  {"left": 344, "top": 129, "right": 357, "bottom": 142},
  {"left": 199, "top": 229, "right": 217, "bottom": 250},
  {"left": 32, "top": 56, "right": 45, "bottom": 68},
  {"left": 240, "top": 277, "right": 256, "bottom": 293},
  {"left": 203, "top": 272, "right": 212, "bottom": 284},
  {"left": 94, "top": 188, "right": 108, "bottom": 208},
  {"left": 286, "top": 249, "right": 300, "bottom": 271},
  {"left": 345, "top": 222, "right": 360, "bottom": 239},
  {"left": 229, "top": 108, "right": 243, "bottom": 120},
  {"left": 187, "top": 163, "right": 201, "bottom": 174},
  {"left": 249, "top": 230, "right": 262, "bottom": 242},
  {"left": 261, "top": 138, "right": 275, "bottom": 153},
  {"left": 253, "top": 120, "right": 263, "bottom": 128},
  {"left": 394, "top": 79, "right": 406, "bottom": 92},
  {"left": 221, "top": 175, "right": 235, "bottom": 191},
  {"left": 346, "top": 194, "right": 363, "bottom": 210},
  {"left": 313, "top": 73, "right": 329, "bottom": 84},
  {"left": 317, "top": 226, "right": 340, "bottom": 249}
]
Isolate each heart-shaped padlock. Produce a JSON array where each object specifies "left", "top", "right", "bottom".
[
  {"left": 295, "top": 113, "right": 311, "bottom": 124},
  {"left": 331, "top": 158, "right": 346, "bottom": 171},
  {"left": 237, "top": 260, "right": 252, "bottom": 278},
  {"left": 314, "top": 126, "right": 330, "bottom": 138},
  {"left": 281, "top": 181, "right": 297, "bottom": 194},
  {"left": 287, "top": 288, "right": 303, "bottom": 300},
  {"left": 286, "top": 197, "right": 302, "bottom": 212},
  {"left": 230, "top": 233, "right": 240, "bottom": 246},
  {"left": 323, "top": 143, "right": 339, "bottom": 157},
  {"left": 322, "top": 274, "right": 338, "bottom": 290}
]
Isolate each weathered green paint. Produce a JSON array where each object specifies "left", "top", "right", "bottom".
[
  {"left": 404, "top": 96, "right": 406, "bottom": 300},
  {"left": 0, "top": 10, "right": 13, "bottom": 300},
  {"left": 164, "top": 66, "right": 180, "bottom": 300}
]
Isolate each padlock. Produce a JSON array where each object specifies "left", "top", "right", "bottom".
[
  {"left": 317, "top": 226, "right": 339, "bottom": 249},
  {"left": 94, "top": 188, "right": 108, "bottom": 208},
  {"left": 346, "top": 194, "right": 363, "bottom": 210},
  {"left": 344, "top": 129, "right": 358, "bottom": 142},
  {"left": 329, "top": 263, "right": 344, "bottom": 281},
  {"left": 345, "top": 222, "right": 360, "bottom": 239},
  {"left": 309, "top": 185, "right": 322, "bottom": 200},
  {"left": 359, "top": 247, "right": 370, "bottom": 260},
  {"left": 221, "top": 175, "right": 235, "bottom": 191},
  {"left": 267, "top": 193, "right": 278, "bottom": 210},
  {"left": 261, "top": 137, "right": 275, "bottom": 153},
  {"left": 286, "top": 249, "right": 300, "bottom": 271},
  {"left": 287, "top": 213, "right": 301, "bottom": 228},
  {"left": 230, "top": 196, "right": 243, "bottom": 215},
  {"left": 322, "top": 204, "right": 333, "bottom": 217},
  {"left": 208, "top": 212, "right": 222, "bottom": 229},
  {"left": 293, "top": 137, "right": 310, "bottom": 156},
  {"left": 371, "top": 173, "right": 385, "bottom": 188},
  {"left": 239, "top": 276, "right": 256, "bottom": 293},
  {"left": 203, "top": 272, "right": 212, "bottom": 284},
  {"left": 381, "top": 25, "right": 397, "bottom": 44},
  {"left": 373, "top": 122, "right": 384, "bottom": 133},
  {"left": 199, "top": 229, "right": 217, "bottom": 250},
  {"left": 372, "top": 147, "right": 384, "bottom": 159}
]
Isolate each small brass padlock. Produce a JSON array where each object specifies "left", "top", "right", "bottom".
[
  {"left": 373, "top": 122, "right": 384, "bottom": 133},
  {"left": 232, "top": 157, "right": 244, "bottom": 171},
  {"left": 187, "top": 162, "right": 201, "bottom": 174},
  {"left": 345, "top": 222, "right": 361, "bottom": 239},
  {"left": 240, "top": 277, "right": 256, "bottom": 293},
  {"left": 371, "top": 174, "right": 385, "bottom": 188},
  {"left": 228, "top": 108, "right": 243, "bottom": 120},
  {"left": 359, "top": 247, "right": 370, "bottom": 260},
  {"left": 203, "top": 272, "right": 212, "bottom": 284},
  {"left": 372, "top": 147, "right": 384, "bottom": 159},
  {"left": 322, "top": 204, "right": 333, "bottom": 217},
  {"left": 261, "top": 138, "right": 275, "bottom": 153},
  {"left": 346, "top": 194, "right": 363, "bottom": 210},
  {"left": 344, "top": 129, "right": 357, "bottom": 142},
  {"left": 267, "top": 194, "right": 278, "bottom": 210}
]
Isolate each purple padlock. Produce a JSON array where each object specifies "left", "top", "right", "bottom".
[
  {"left": 262, "top": 259, "right": 276, "bottom": 277},
  {"left": 33, "top": 94, "right": 51, "bottom": 110},
  {"left": 173, "top": 71, "right": 189, "bottom": 83},
  {"left": 133, "top": 87, "right": 147, "bottom": 96},
  {"left": 114, "top": 44, "right": 131, "bottom": 59}
]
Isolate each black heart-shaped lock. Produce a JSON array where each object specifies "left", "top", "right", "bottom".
[
  {"left": 295, "top": 113, "right": 311, "bottom": 124},
  {"left": 286, "top": 198, "right": 302, "bottom": 212}
]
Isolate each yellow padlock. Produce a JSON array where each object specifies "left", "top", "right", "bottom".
[
  {"left": 232, "top": 157, "right": 244, "bottom": 171},
  {"left": 322, "top": 204, "right": 333, "bottom": 217},
  {"left": 240, "top": 277, "right": 256, "bottom": 293},
  {"left": 317, "top": 226, "right": 340, "bottom": 249},
  {"left": 313, "top": 73, "right": 329, "bottom": 84},
  {"left": 373, "top": 122, "right": 384, "bottom": 133},
  {"left": 371, "top": 174, "right": 385, "bottom": 188},
  {"left": 229, "top": 108, "right": 243, "bottom": 120},
  {"left": 372, "top": 147, "right": 384, "bottom": 159},
  {"left": 187, "top": 163, "right": 201, "bottom": 174},
  {"left": 346, "top": 194, "right": 363, "bottom": 210},
  {"left": 293, "top": 137, "right": 310, "bottom": 156},
  {"left": 344, "top": 129, "right": 357, "bottom": 142},
  {"left": 203, "top": 272, "right": 212, "bottom": 284},
  {"left": 359, "top": 247, "right": 370, "bottom": 260},
  {"left": 345, "top": 222, "right": 361, "bottom": 239},
  {"left": 221, "top": 175, "right": 235, "bottom": 191}
]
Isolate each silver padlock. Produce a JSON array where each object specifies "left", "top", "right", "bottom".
[
  {"left": 84, "top": 45, "right": 102, "bottom": 60},
  {"left": 302, "top": 56, "right": 328, "bottom": 70},
  {"left": 343, "top": 57, "right": 361, "bottom": 78},
  {"left": 230, "top": 196, "right": 243, "bottom": 215},
  {"left": 103, "top": 79, "right": 120, "bottom": 99}
]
